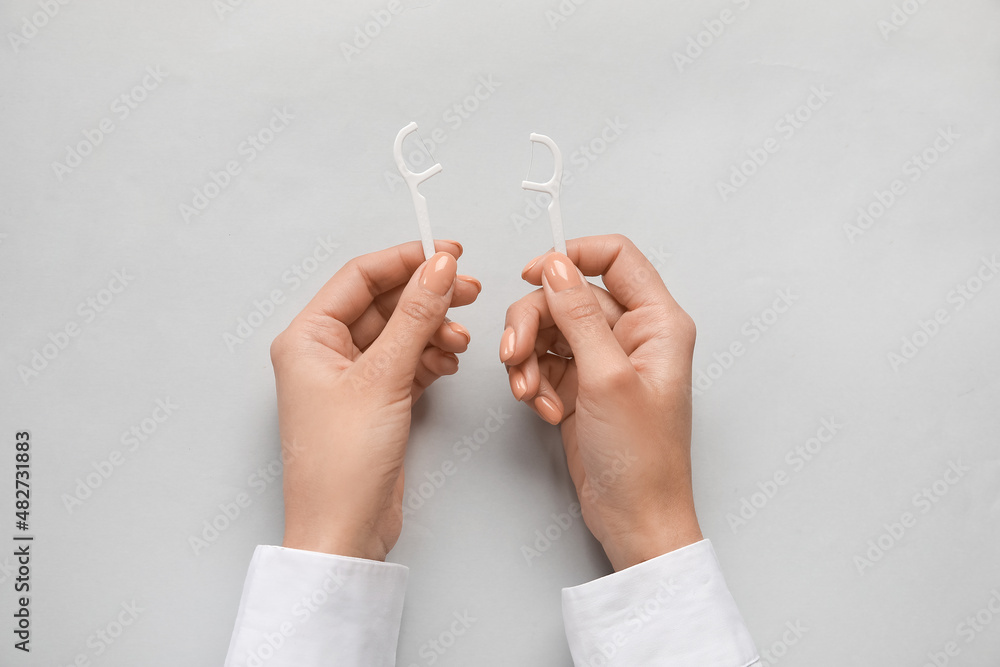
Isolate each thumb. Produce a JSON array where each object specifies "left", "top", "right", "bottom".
[
  {"left": 541, "top": 253, "right": 632, "bottom": 381},
  {"left": 359, "top": 251, "right": 457, "bottom": 385}
]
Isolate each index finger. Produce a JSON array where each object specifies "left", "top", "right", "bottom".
[
  {"left": 520, "top": 234, "right": 675, "bottom": 312},
  {"left": 304, "top": 239, "right": 463, "bottom": 324}
]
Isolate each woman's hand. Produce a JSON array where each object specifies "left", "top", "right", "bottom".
[
  {"left": 272, "top": 240, "right": 481, "bottom": 561},
  {"left": 501, "top": 235, "right": 702, "bottom": 571}
]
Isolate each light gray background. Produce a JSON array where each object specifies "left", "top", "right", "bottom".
[{"left": 2, "top": 1, "right": 999, "bottom": 665}]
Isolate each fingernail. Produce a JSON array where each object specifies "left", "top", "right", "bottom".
[
  {"left": 458, "top": 274, "right": 482, "bottom": 293},
  {"left": 500, "top": 326, "right": 516, "bottom": 362},
  {"left": 439, "top": 239, "right": 463, "bottom": 255},
  {"left": 545, "top": 254, "right": 581, "bottom": 292},
  {"left": 535, "top": 396, "right": 561, "bottom": 424},
  {"left": 449, "top": 321, "right": 471, "bottom": 344},
  {"left": 521, "top": 255, "right": 542, "bottom": 277},
  {"left": 420, "top": 252, "right": 457, "bottom": 296},
  {"left": 510, "top": 369, "right": 527, "bottom": 401}
]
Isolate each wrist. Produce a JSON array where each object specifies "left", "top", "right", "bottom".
[
  {"left": 282, "top": 525, "right": 387, "bottom": 562},
  {"left": 603, "top": 509, "right": 703, "bottom": 571}
]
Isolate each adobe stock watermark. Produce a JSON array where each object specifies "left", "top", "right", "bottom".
[
  {"left": 853, "top": 459, "right": 970, "bottom": 575},
  {"left": 406, "top": 610, "right": 478, "bottom": 667},
  {"left": 57, "top": 600, "right": 144, "bottom": 666},
  {"left": 758, "top": 620, "right": 809, "bottom": 667},
  {"left": 7, "top": 0, "right": 76, "bottom": 54},
  {"left": 717, "top": 84, "right": 833, "bottom": 202},
  {"left": 727, "top": 417, "right": 844, "bottom": 533},
  {"left": 544, "top": 0, "right": 591, "bottom": 31},
  {"left": 402, "top": 407, "right": 511, "bottom": 518},
  {"left": 51, "top": 66, "right": 168, "bottom": 181},
  {"left": 17, "top": 268, "right": 135, "bottom": 386},
  {"left": 384, "top": 75, "right": 502, "bottom": 193},
  {"left": 521, "top": 501, "right": 582, "bottom": 566},
  {"left": 213, "top": 0, "right": 250, "bottom": 21},
  {"left": 878, "top": 0, "right": 933, "bottom": 40},
  {"left": 341, "top": 0, "right": 404, "bottom": 63},
  {"left": 918, "top": 589, "right": 1000, "bottom": 667},
  {"left": 581, "top": 577, "right": 679, "bottom": 666},
  {"left": 179, "top": 107, "right": 294, "bottom": 223},
  {"left": 187, "top": 443, "right": 303, "bottom": 556},
  {"left": 887, "top": 254, "right": 999, "bottom": 371},
  {"left": 240, "top": 566, "right": 349, "bottom": 667},
  {"left": 521, "top": 450, "right": 639, "bottom": 565},
  {"left": 648, "top": 246, "right": 672, "bottom": 272},
  {"left": 672, "top": 0, "right": 755, "bottom": 73},
  {"left": 844, "top": 127, "right": 959, "bottom": 243},
  {"left": 511, "top": 117, "right": 628, "bottom": 234},
  {"left": 223, "top": 236, "right": 340, "bottom": 352},
  {"left": 61, "top": 398, "right": 180, "bottom": 514},
  {"left": 692, "top": 288, "right": 798, "bottom": 396}
]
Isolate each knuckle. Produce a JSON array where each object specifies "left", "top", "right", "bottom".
[
  {"left": 270, "top": 317, "right": 327, "bottom": 367},
  {"left": 511, "top": 302, "right": 540, "bottom": 332},
  {"left": 565, "top": 298, "right": 603, "bottom": 323},
  {"left": 504, "top": 302, "right": 522, "bottom": 327},
  {"left": 342, "top": 257, "right": 361, "bottom": 275},
  {"left": 608, "top": 233, "right": 635, "bottom": 251},
  {"left": 298, "top": 316, "right": 333, "bottom": 344},
  {"left": 675, "top": 311, "right": 697, "bottom": 344},
  {"left": 269, "top": 331, "right": 290, "bottom": 365},
  {"left": 506, "top": 292, "right": 543, "bottom": 329},
  {"left": 400, "top": 295, "right": 441, "bottom": 323},
  {"left": 588, "top": 362, "right": 636, "bottom": 393},
  {"left": 607, "top": 363, "right": 636, "bottom": 387}
]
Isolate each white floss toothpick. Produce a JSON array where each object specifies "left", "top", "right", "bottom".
[
  {"left": 522, "top": 133, "right": 567, "bottom": 256},
  {"left": 394, "top": 122, "right": 442, "bottom": 261}
]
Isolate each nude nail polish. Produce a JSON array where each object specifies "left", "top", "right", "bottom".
[
  {"left": 545, "top": 254, "right": 581, "bottom": 292},
  {"left": 535, "top": 396, "right": 561, "bottom": 424},
  {"left": 449, "top": 321, "right": 471, "bottom": 344},
  {"left": 500, "top": 327, "right": 516, "bottom": 362},
  {"left": 420, "top": 252, "right": 457, "bottom": 296},
  {"left": 439, "top": 239, "right": 464, "bottom": 255},
  {"left": 458, "top": 275, "right": 482, "bottom": 293},
  {"left": 511, "top": 370, "right": 528, "bottom": 400}
]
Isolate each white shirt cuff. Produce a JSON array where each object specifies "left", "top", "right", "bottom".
[
  {"left": 561, "top": 539, "right": 759, "bottom": 666},
  {"left": 223, "top": 545, "right": 408, "bottom": 667}
]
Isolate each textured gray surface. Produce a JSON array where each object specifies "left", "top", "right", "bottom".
[{"left": 2, "top": 1, "right": 999, "bottom": 665}]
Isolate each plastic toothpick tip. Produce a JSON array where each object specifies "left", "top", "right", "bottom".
[
  {"left": 522, "top": 133, "right": 567, "bottom": 256},
  {"left": 394, "top": 122, "right": 442, "bottom": 261}
]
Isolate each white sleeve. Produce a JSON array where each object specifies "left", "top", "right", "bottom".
[
  {"left": 561, "top": 539, "right": 760, "bottom": 667},
  {"left": 223, "top": 545, "right": 408, "bottom": 667}
]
